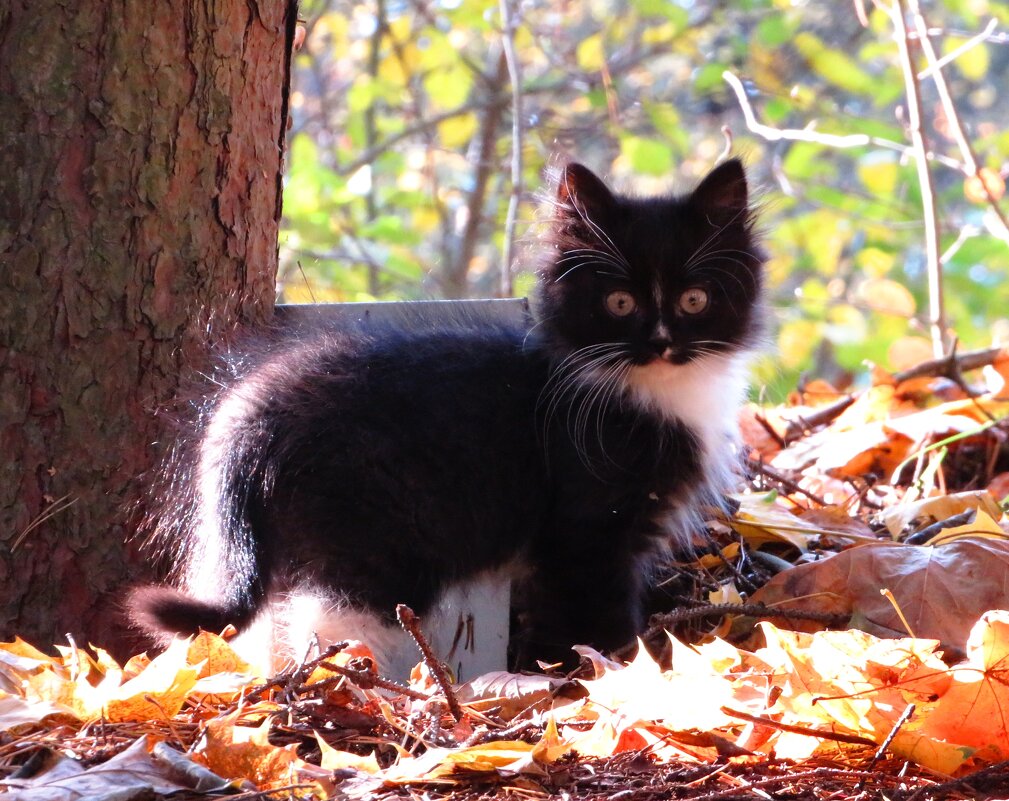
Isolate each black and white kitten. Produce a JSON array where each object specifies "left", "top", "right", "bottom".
[{"left": 130, "top": 159, "right": 764, "bottom": 675}]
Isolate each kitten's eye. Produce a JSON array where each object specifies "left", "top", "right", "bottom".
[
  {"left": 678, "top": 287, "right": 709, "bottom": 315},
  {"left": 605, "top": 290, "right": 637, "bottom": 317}
]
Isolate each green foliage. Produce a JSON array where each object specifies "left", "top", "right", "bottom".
[{"left": 281, "top": 0, "right": 1009, "bottom": 400}]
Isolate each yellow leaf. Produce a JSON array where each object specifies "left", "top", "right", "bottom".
[
  {"left": 857, "top": 277, "right": 916, "bottom": 317},
  {"left": 945, "top": 36, "right": 989, "bottom": 81},
  {"left": 187, "top": 631, "right": 251, "bottom": 679},
  {"left": 730, "top": 493, "right": 819, "bottom": 551},
  {"left": 104, "top": 639, "right": 200, "bottom": 722},
  {"left": 858, "top": 157, "right": 899, "bottom": 196},
  {"left": 576, "top": 34, "right": 606, "bottom": 71},
  {"left": 199, "top": 715, "right": 305, "bottom": 791},
  {"left": 437, "top": 111, "right": 478, "bottom": 149},
  {"left": 569, "top": 638, "right": 736, "bottom": 732},
  {"left": 777, "top": 319, "right": 820, "bottom": 369},
  {"left": 917, "top": 611, "right": 1009, "bottom": 768},
  {"left": 315, "top": 732, "right": 381, "bottom": 774},
  {"left": 856, "top": 246, "right": 896, "bottom": 278}
]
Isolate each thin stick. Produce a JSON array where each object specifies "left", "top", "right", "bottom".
[
  {"left": 721, "top": 71, "right": 962, "bottom": 172},
  {"left": 855, "top": 703, "right": 915, "bottom": 791},
  {"left": 317, "top": 659, "right": 431, "bottom": 701},
  {"left": 778, "top": 344, "right": 1008, "bottom": 442},
  {"left": 396, "top": 604, "right": 464, "bottom": 722},
  {"left": 909, "top": 8, "right": 1009, "bottom": 239},
  {"left": 917, "top": 18, "right": 998, "bottom": 80},
  {"left": 889, "top": 0, "right": 946, "bottom": 356},
  {"left": 498, "top": 0, "right": 524, "bottom": 299},
  {"left": 880, "top": 588, "right": 918, "bottom": 638},
  {"left": 720, "top": 706, "right": 877, "bottom": 747}
]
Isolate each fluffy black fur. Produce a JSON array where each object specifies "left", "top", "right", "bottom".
[{"left": 130, "top": 159, "right": 764, "bottom": 668}]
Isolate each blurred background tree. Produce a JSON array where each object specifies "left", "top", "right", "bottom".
[{"left": 279, "top": 0, "right": 1009, "bottom": 399}]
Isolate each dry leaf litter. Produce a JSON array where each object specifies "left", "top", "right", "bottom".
[{"left": 5, "top": 346, "right": 1009, "bottom": 800}]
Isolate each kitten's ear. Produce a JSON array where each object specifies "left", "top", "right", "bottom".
[
  {"left": 556, "top": 163, "right": 617, "bottom": 222},
  {"left": 690, "top": 158, "right": 749, "bottom": 217}
]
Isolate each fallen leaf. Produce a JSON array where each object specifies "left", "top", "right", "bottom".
[
  {"left": 750, "top": 538, "right": 1009, "bottom": 651},
  {"left": 187, "top": 630, "right": 251, "bottom": 678},
  {"left": 198, "top": 714, "right": 308, "bottom": 792},
  {"left": 455, "top": 670, "right": 567, "bottom": 719},
  {"left": 0, "top": 736, "right": 233, "bottom": 801},
  {"left": 315, "top": 732, "right": 381, "bottom": 774},
  {"left": 730, "top": 493, "right": 821, "bottom": 551},
  {"left": 0, "top": 693, "right": 77, "bottom": 734},
  {"left": 879, "top": 490, "right": 1003, "bottom": 538},
  {"left": 919, "top": 611, "right": 1009, "bottom": 763}
]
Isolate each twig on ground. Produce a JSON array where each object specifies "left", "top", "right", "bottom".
[
  {"left": 776, "top": 345, "right": 1008, "bottom": 442},
  {"left": 243, "top": 642, "right": 347, "bottom": 703},
  {"left": 721, "top": 706, "right": 877, "bottom": 747},
  {"left": 317, "top": 658, "right": 431, "bottom": 701},
  {"left": 613, "top": 603, "right": 848, "bottom": 661},
  {"left": 397, "top": 604, "right": 464, "bottom": 721},
  {"left": 856, "top": 703, "right": 915, "bottom": 791},
  {"left": 746, "top": 457, "right": 829, "bottom": 507},
  {"left": 906, "top": 759, "right": 1009, "bottom": 801}
]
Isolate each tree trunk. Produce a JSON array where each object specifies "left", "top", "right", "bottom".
[{"left": 0, "top": 0, "right": 296, "bottom": 655}]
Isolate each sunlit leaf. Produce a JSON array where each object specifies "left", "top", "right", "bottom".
[
  {"left": 856, "top": 278, "right": 916, "bottom": 317},
  {"left": 794, "top": 33, "right": 878, "bottom": 95},
  {"left": 576, "top": 34, "right": 606, "bottom": 72},
  {"left": 619, "top": 136, "right": 673, "bottom": 176}
]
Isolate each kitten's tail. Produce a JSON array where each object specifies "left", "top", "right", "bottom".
[
  {"left": 127, "top": 586, "right": 253, "bottom": 642},
  {"left": 130, "top": 370, "right": 276, "bottom": 643}
]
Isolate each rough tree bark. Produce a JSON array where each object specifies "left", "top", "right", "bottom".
[{"left": 0, "top": 0, "right": 297, "bottom": 654}]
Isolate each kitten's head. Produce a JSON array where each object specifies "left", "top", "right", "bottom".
[{"left": 535, "top": 159, "right": 764, "bottom": 371}]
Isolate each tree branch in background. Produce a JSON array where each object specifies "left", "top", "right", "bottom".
[
  {"left": 443, "top": 51, "right": 509, "bottom": 298},
  {"left": 363, "top": 0, "right": 388, "bottom": 296},
  {"left": 338, "top": 99, "right": 510, "bottom": 178},
  {"left": 908, "top": 6, "right": 1009, "bottom": 243},
  {"left": 888, "top": 0, "right": 946, "bottom": 357},
  {"left": 721, "top": 71, "right": 963, "bottom": 172},
  {"left": 498, "top": 0, "right": 524, "bottom": 298}
]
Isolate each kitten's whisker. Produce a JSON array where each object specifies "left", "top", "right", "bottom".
[
  {"left": 522, "top": 314, "right": 557, "bottom": 350},
  {"left": 682, "top": 209, "right": 750, "bottom": 270},
  {"left": 554, "top": 258, "right": 629, "bottom": 283},
  {"left": 563, "top": 197, "right": 632, "bottom": 272},
  {"left": 539, "top": 344, "right": 628, "bottom": 443},
  {"left": 540, "top": 344, "right": 631, "bottom": 463},
  {"left": 685, "top": 248, "right": 760, "bottom": 273}
]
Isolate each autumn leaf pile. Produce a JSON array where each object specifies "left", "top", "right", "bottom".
[{"left": 6, "top": 348, "right": 1009, "bottom": 800}]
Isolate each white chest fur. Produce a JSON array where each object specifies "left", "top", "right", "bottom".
[{"left": 625, "top": 351, "right": 751, "bottom": 506}]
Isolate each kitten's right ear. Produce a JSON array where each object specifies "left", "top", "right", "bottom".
[
  {"left": 556, "top": 163, "right": 617, "bottom": 223},
  {"left": 690, "top": 158, "right": 749, "bottom": 217}
]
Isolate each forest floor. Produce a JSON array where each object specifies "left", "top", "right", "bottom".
[{"left": 5, "top": 346, "right": 1009, "bottom": 800}]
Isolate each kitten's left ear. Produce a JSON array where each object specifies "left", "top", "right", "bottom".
[
  {"left": 556, "top": 163, "right": 617, "bottom": 221},
  {"left": 690, "top": 158, "right": 748, "bottom": 216}
]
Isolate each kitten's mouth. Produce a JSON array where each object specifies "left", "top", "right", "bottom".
[{"left": 649, "top": 345, "right": 692, "bottom": 365}]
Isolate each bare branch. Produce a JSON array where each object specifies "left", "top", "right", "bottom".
[
  {"left": 889, "top": 0, "right": 946, "bottom": 356},
  {"left": 721, "top": 71, "right": 963, "bottom": 172},
  {"left": 916, "top": 18, "right": 998, "bottom": 80},
  {"left": 336, "top": 98, "right": 508, "bottom": 178},
  {"left": 909, "top": 8, "right": 1009, "bottom": 242},
  {"left": 443, "top": 51, "right": 509, "bottom": 298},
  {"left": 498, "top": 0, "right": 524, "bottom": 299}
]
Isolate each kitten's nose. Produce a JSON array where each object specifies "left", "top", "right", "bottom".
[{"left": 649, "top": 338, "right": 675, "bottom": 360}]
